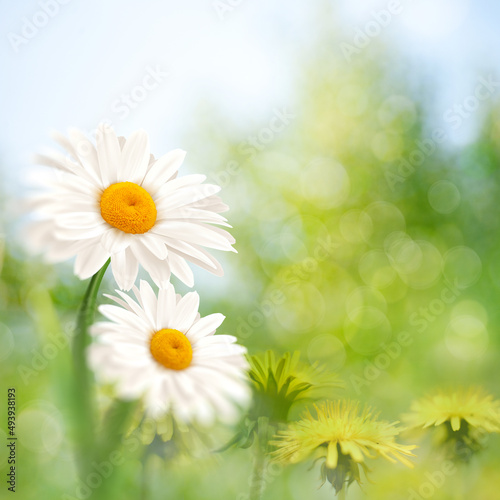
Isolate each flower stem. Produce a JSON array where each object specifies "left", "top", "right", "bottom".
[
  {"left": 249, "top": 417, "right": 272, "bottom": 500},
  {"left": 72, "top": 259, "right": 110, "bottom": 477},
  {"left": 249, "top": 449, "right": 267, "bottom": 500},
  {"left": 455, "top": 463, "right": 467, "bottom": 500},
  {"left": 338, "top": 487, "right": 347, "bottom": 500}
]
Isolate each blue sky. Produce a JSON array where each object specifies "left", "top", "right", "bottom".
[{"left": 1, "top": 0, "right": 499, "bottom": 189}]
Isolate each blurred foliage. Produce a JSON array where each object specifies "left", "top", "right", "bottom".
[{"left": 2, "top": 8, "right": 500, "bottom": 500}]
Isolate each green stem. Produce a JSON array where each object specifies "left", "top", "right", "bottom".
[
  {"left": 338, "top": 486, "right": 347, "bottom": 500},
  {"left": 72, "top": 259, "right": 110, "bottom": 478},
  {"left": 92, "top": 400, "right": 137, "bottom": 500},
  {"left": 249, "top": 449, "right": 267, "bottom": 500},
  {"left": 455, "top": 463, "right": 467, "bottom": 500},
  {"left": 249, "top": 417, "right": 272, "bottom": 500},
  {"left": 97, "top": 399, "right": 137, "bottom": 462}
]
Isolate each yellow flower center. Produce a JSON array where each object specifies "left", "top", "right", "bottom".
[
  {"left": 150, "top": 329, "right": 193, "bottom": 370},
  {"left": 100, "top": 182, "right": 157, "bottom": 234}
]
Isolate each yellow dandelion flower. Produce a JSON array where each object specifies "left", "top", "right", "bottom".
[
  {"left": 248, "top": 351, "right": 343, "bottom": 424},
  {"left": 220, "top": 351, "right": 342, "bottom": 451},
  {"left": 403, "top": 387, "right": 500, "bottom": 433},
  {"left": 402, "top": 387, "right": 500, "bottom": 460},
  {"left": 272, "top": 400, "right": 416, "bottom": 496}
]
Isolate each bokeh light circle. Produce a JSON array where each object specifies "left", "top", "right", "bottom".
[
  {"left": 385, "top": 232, "right": 423, "bottom": 275},
  {"left": 428, "top": 180, "right": 461, "bottom": 214},
  {"left": 274, "top": 283, "right": 325, "bottom": 333},
  {"left": 340, "top": 209, "right": 373, "bottom": 244},
  {"left": 362, "top": 202, "right": 406, "bottom": 247},
  {"left": 445, "top": 315, "right": 488, "bottom": 360},
  {"left": 451, "top": 300, "right": 488, "bottom": 325},
  {"left": 18, "top": 403, "right": 64, "bottom": 456},
  {"left": 307, "top": 335, "right": 346, "bottom": 371},
  {"left": 443, "top": 246, "right": 482, "bottom": 288},
  {"left": 279, "top": 232, "right": 309, "bottom": 262},
  {"left": 345, "top": 286, "right": 387, "bottom": 320},
  {"left": 300, "top": 158, "right": 350, "bottom": 209},
  {"left": 398, "top": 241, "right": 443, "bottom": 289},
  {"left": 282, "top": 215, "right": 332, "bottom": 248},
  {"left": 344, "top": 308, "right": 392, "bottom": 355},
  {"left": 358, "top": 250, "right": 397, "bottom": 289}
]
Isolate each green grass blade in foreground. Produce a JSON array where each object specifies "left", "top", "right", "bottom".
[{"left": 72, "top": 258, "right": 111, "bottom": 476}]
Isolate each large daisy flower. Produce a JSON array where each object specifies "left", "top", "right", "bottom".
[
  {"left": 28, "top": 124, "right": 235, "bottom": 289},
  {"left": 88, "top": 280, "right": 250, "bottom": 424}
]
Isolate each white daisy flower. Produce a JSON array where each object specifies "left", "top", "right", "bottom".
[
  {"left": 88, "top": 280, "right": 250, "bottom": 425},
  {"left": 28, "top": 124, "right": 235, "bottom": 290}
]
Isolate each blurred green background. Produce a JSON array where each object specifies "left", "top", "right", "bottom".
[{"left": 1, "top": 1, "right": 500, "bottom": 499}]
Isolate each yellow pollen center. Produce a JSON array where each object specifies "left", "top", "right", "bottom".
[
  {"left": 150, "top": 329, "right": 193, "bottom": 370},
  {"left": 100, "top": 182, "right": 157, "bottom": 234}
]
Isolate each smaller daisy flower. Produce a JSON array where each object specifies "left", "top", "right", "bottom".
[
  {"left": 272, "top": 400, "right": 416, "bottom": 496},
  {"left": 402, "top": 387, "right": 500, "bottom": 460},
  {"left": 88, "top": 280, "right": 250, "bottom": 425}
]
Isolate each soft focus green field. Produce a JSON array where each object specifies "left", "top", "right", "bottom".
[{"left": 2, "top": 10, "right": 500, "bottom": 500}]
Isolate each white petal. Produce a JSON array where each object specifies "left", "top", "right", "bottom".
[
  {"left": 46, "top": 239, "right": 96, "bottom": 263},
  {"left": 49, "top": 174, "right": 101, "bottom": 198},
  {"left": 168, "top": 252, "right": 194, "bottom": 287},
  {"left": 202, "top": 383, "right": 239, "bottom": 423},
  {"left": 68, "top": 128, "right": 102, "bottom": 186},
  {"left": 155, "top": 174, "right": 206, "bottom": 198},
  {"left": 195, "top": 334, "right": 237, "bottom": 347},
  {"left": 100, "top": 228, "right": 134, "bottom": 253},
  {"left": 111, "top": 291, "right": 154, "bottom": 330},
  {"left": 74, "top": 244, "right": 110, "bottom": 279},
  {"left": 158, "top": 206, "right": 230, "bottom": 226},
  {"left": 156, "top": 284, "right": 176, "bottom": 330},
  {"left": 116, "top": 364, "right": 156, "bottom": 398},
  {"left": 152, "top": 221, "right": 234, "bottom": 252},
  {"left": 58, "top": 211, "right": 103, "bottom": 229},
  {"left": 96, "top": 124, "right": 121, "bottom": 186},
  {"left": 34, "top": 150, "right": 95, "bottom": 185},
  {"left": 139, "top": 280, "right": 158, "bottom": 327},
  {"left": 137, "top": 234, "right": 168, "bottom": 260},
  {"left": 119, "top": 130, "right": 150, "bottom": 183},
  {"left": 98, "top": 304, "right": 149, "bottom": 332},
  {"left": 110, "top": 247, "right": 139, "bottom": 290},
  {"left": 130, "top": 241, "right": 171, "bottom": 288},
  {"left": 186, "top": 313, "right": 225, "bottom": 342},
  {"left": 154, "top": 184, "right": 221, "bottom": 212},
  {"left": 164, "top": 242, "right": 222, "bottom": 275},
  {"left": 141, "top": 149, "right": 186, "bottom": 194},
  {"left": 55, "top": 223, "right": 108, "bottom": 241},
  {"left": 174, "top": 292, "right": 199, "bottom": 332}
]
